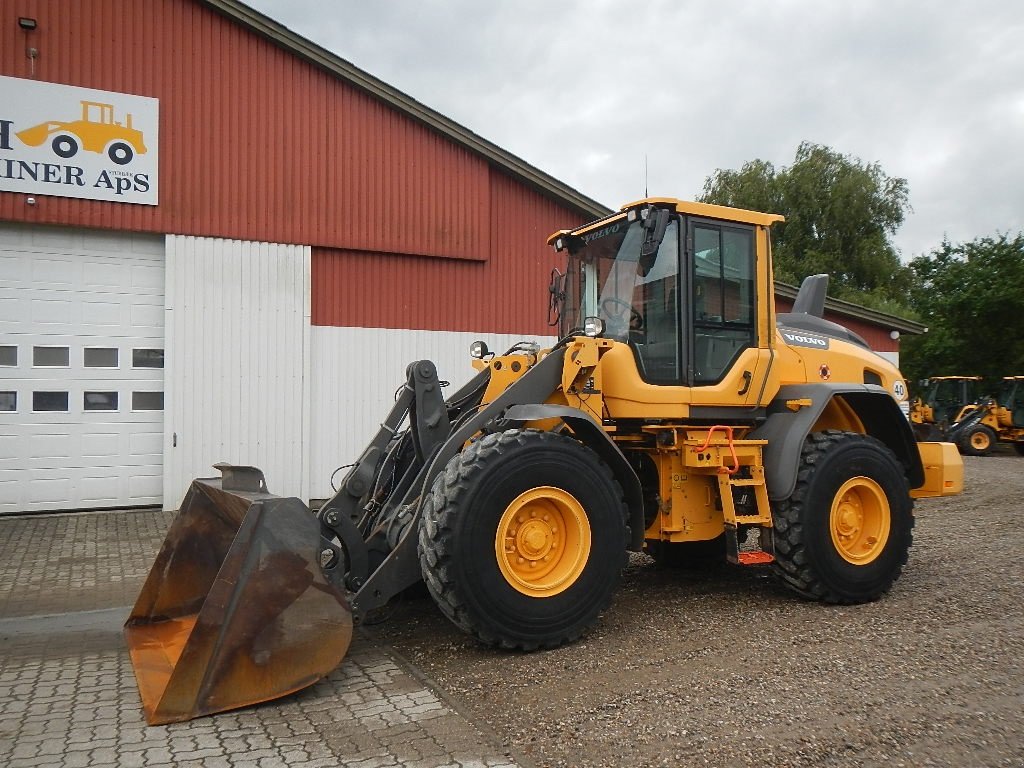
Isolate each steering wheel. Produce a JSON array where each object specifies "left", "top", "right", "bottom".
[{"left": 601, "top": 297, "right": 643, "bottom": 330}]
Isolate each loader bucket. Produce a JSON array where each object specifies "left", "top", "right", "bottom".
[{"left": 124, "top": 466, "right": 352, "bottom": 725}]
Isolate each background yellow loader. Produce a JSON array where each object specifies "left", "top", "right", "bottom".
[
  {"left": 909, "top": 375, "right": 982, "bottom": 438},
  {"left": 945, "top": 376, "right": 1024, "bottom": 455},
  {"left": 125, "top": 198, "right": 963, "bottom": 725}
]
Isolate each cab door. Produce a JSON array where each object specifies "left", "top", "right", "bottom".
[
  {"left": 686, "top": 217, "right": 774, "bottom": 408},
  {"left": 599, "top": 213, "right": 777, "bottom": 418}
]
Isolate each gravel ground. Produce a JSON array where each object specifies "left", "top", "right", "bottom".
[{"left": 368, "top": 451, "right": 1024, "bottom": 768}]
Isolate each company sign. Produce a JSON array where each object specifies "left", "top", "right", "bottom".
[{"left": 0, "top": 75, "right": 158, "bottom": 205}]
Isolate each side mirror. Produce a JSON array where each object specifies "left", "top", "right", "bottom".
[
  {"left": 639, "top": 208, "right": 670, "bottom": 276},
  {"left": 547, "top": 268, "right": 567, "bottom": 327}
]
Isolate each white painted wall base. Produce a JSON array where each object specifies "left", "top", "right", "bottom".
[
  {"left": 309, "top": 327, "right": 556, "bottom": 501},
  {"left": 163, "top": 236, "right": 311, "bottom": 508}
]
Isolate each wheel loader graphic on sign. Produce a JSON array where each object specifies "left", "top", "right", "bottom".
[{"left": 16, "top": 100, "right": 147, "bottom": 165}]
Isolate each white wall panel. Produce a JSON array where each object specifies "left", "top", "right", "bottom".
[
  {"left": 309, "top": 327, "right": 557, "bottom": 501},
  {"left": 163, "top": 236, "right": 311, "bottom": 509}
]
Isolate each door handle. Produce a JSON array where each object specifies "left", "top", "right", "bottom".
[{"left": 738, "top": 370, "right": 753, "bottom": 396}]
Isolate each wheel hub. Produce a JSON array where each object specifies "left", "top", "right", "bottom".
[
  {"left": 516, "top": 518, "right": 555, "bottom": 561},
  {"left": 495, "top": 487, "right": 591, "bottom": 597},
  {"left": 829, "top": 476, "right": 891, "bottom": 565}
]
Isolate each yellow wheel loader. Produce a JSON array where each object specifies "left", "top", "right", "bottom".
[
  {"left": 125, "top": 198, "right": 963, "bottom": 725},
  {"left": 909, "top": 376, "right": 983, "bottom": 441},
  {"left": 945, "top": 376, "right": 1024, "bottom": 456}
]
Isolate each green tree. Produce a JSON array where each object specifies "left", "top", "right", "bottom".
[
  {"left": 699, "top": 142, "right": 913, "bottom": 309},
  {"left": 900, "top": 234, "right": 1024, "bottom": 385}
]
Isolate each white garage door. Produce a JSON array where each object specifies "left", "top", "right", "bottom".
[{"left": 0, "top": 224, "right": 165, "bottom": 514}]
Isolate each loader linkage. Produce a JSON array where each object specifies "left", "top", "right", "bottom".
[{"left": 320, "top": 345, "right": 576, "bottom": 619}]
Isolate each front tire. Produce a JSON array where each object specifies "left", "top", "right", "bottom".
[
  {"left": 959, "top": 424, "right": 996, "bottom": 456},
  {"left": 772, "top": 431, "right": 914, "bottom": 604},
  {"left": 418, "top": 429, "right": 629, "bottom": 650}
]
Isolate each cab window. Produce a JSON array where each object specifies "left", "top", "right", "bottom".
[
  {"left": 631, "top": 219, "right": 681, "bottom": 382},
  {"left": 692, "top": 223, "right": 756, "bottom": 383}
]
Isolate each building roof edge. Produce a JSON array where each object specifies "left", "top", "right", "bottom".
[
  {"left": 774, "top": 282, "right": 926, "bottom": 335},
  {"left": 199, "top": 0, "right": 612, "bottom": 220}
]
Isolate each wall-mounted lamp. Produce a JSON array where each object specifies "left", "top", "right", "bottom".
[
  {"left": 889, "top": 330, "right": 900, "bottom": 341},
  {"left": 19, "top": 18, "right": 39, "bottom": 76}
]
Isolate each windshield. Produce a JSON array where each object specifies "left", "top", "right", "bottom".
[
  {"left": 561, "top": 217, "right": 679, "bottom": 340},
  {"left": 561, "top": 215, "right": 683, "bottom": 382}
]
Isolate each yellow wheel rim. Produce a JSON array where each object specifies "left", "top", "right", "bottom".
[
  {"left": 495, "top": 486, "right": 591, "bottom": 597},
  {"left": 970, "top": 431, "right": 990, "bottom": 451},
  {"left": 829, "top": 477, "right": 891, "bottom": 565}
]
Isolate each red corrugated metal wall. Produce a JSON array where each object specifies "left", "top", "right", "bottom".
[
  {"left": 0, "top": 0, "right": 503, "bottom": 260},
  {"left": 312, "top": 170, "right": 586, "bottom": 334},
  {"left": 0, "top": 0, "right": 905, "bottom": 344},
  {"left": 775, "top": 296, "right": 898, "bottom": 352}
]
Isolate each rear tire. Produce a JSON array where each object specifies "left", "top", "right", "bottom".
[
  {"left": 1014, "top": 442, "right": 1024, "bottom": 456},
  {"left": 418, "top": 429, "right": 628, "bottom": 650},
  {"left": 958, "top": 424, "right": 996, "bottom": 456},
  {"left": 772, "top": 431, "right": 913, "bottom": 604}
]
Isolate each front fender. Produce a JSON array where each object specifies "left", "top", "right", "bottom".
[{"left": 498, "top": 403, "right": 645, "bottom": 552}]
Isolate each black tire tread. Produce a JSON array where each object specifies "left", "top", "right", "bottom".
[
  {"left": 418, "top": 429, "right": 629, "bottom": 651},
  {"left": 771, "top": 430, "right": 914, "bottom": 605},
  {"left": 958, "top": 424, "right": 996, "bottom": 457}
]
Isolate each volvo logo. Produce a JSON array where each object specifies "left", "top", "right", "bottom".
[{"left": 781, "top": 329, "right": 830, "bottom": 350}]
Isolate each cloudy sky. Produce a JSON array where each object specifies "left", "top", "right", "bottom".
[{"left": 247, "top": 0, "right": 1023, "bottom": 260}]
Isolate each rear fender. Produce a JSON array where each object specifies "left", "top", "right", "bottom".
[{"left": 752, "top": 384, "right": 925, "bottom": 501}]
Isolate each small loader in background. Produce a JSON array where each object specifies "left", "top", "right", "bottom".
[
  {"left": 945, "top": 376, "right": 1024, "bottom": 456},
  {"left": 909, "top": 376, "right": 983, "bottom": 441},
  {"left": 125, "top": 198, "right": 963, "bottom": 725}
]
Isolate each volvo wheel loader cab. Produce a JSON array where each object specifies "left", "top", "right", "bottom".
[{"left": 127, "top": 198, "right": 963, "bottom": 724}]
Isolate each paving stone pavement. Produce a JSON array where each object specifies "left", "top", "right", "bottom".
[{"left": 0, "top": 509, "right": 526, "bottom": 768}]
